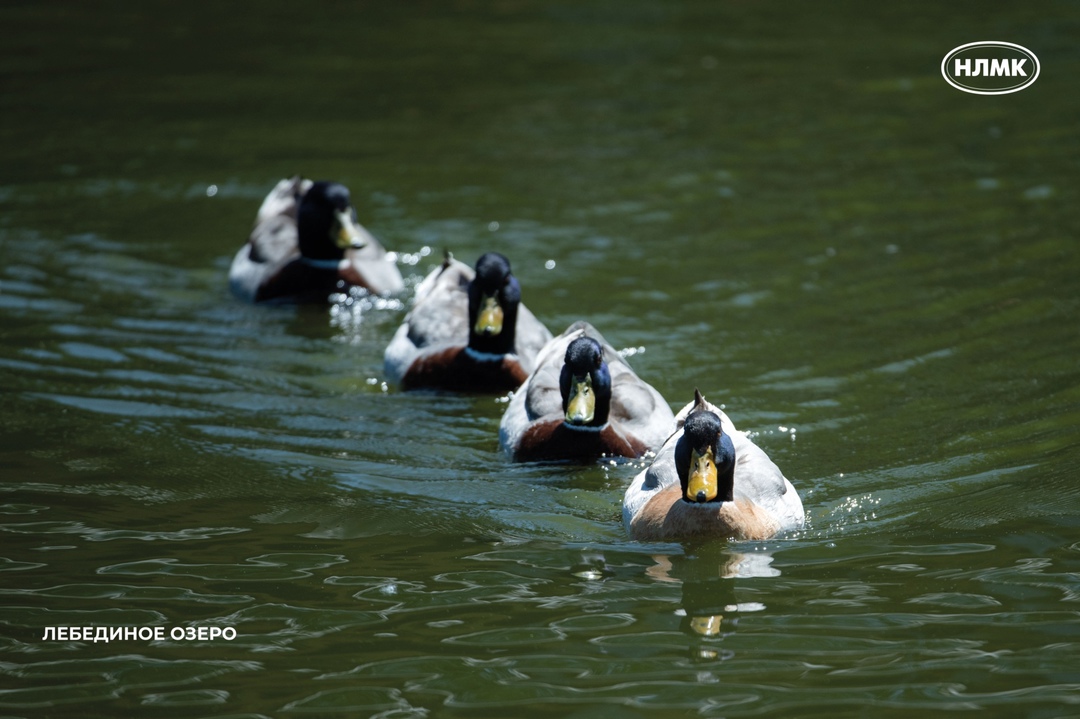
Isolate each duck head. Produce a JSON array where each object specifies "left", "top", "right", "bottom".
[
  {"left": 467, "top": 252, "right": 521, "bottom": 355},
  {"left": 675, "top": 396, "right": 736, "bottom": 504},
  {"left": 297, "top": 181, "right": 366, "bottom": 261},
  {"left": 559, "top": 336, "right": 612, "bottom": 427}
]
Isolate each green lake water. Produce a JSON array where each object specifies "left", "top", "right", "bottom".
[{"left": 2, "top": 1, "right": 1080, "bottom": 716}]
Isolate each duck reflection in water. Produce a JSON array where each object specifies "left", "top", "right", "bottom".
[{"left": 644, "top": 544, "right": 780, "bottom": 660}]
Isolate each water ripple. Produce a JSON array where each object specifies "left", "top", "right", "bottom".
[
  {"left": 0, "top": 655, "right": 261, "bottom": 709},
  {"left": 0, "top": 520, "right": 248, "bottom": 543},
  {"left": 98, "top": 554, "right": 348, "bottom": 582}
]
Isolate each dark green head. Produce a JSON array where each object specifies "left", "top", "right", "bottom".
[{"left": 297, "top": 181, "right": 365, "bottom": 261}]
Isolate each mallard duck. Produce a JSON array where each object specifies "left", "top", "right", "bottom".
[
  {"left": 499, "top": 321, "right": 676, "bottom": 462},
  {"left": 623, "top": 390, "right": 805, "bottom": 541},
  {"left": 383, "top": 252, "right": 553, "bottom": 391},
  {"left": 229, "top": 177, "right": 404, "bottom": 303}
]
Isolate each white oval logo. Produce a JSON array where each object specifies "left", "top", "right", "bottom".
[{"left": 941, "top": 42, "right": 1039, "bottom": 95}]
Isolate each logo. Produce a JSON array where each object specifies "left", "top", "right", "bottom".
[{"left": 941, "top": 41, "right": 1040, "bottom": 95}]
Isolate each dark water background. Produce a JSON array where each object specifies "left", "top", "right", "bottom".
[{"left": 3, "top": 2, "right": 1080, "bottom": 716}]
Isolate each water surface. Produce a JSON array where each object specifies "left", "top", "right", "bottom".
[{"left": 2, "top": 1, "right": 1080, "bottom": 716}]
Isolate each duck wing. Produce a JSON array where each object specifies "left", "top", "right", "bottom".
[
  {"left": 229, "top": 178, "right": 308, "bottom": 301},
  {"left": 404, "top": 259, "right": 472, "bottom": 348},
  {"left": 520, "top": 322, "right": 593, "bottom": 420},
  {"left": 342, "top": 222, "right": 405, "bottom": 295},
  {"left": 245, "top": 177, "right": 309, "bottom": 265},
  {"left": 511, "top": 304, "right": 554, "bottom": 373},
  {"left": 594, "top": 331, "right": 675, "bottom": 451}
]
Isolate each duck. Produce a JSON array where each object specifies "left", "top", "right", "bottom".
[
  {"left": 383, "top": 252, "right": 553, "bottom": 391},
  {"left": 229, "top": 176, "right": 404, "bottom": 303},
  {"left": 499, "top": 321, "right": 676, "bottom": 462},
  {"left": 623, "top": 390, "right": 805, "bottom": 541}
]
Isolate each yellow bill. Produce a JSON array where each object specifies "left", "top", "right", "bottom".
[
  {"left": 685, "top": 446, "right": 718, "bottom": 503},
  {"left": 474, "top": 295, "right": 504, "bottom": 336},
  {"left": 334, "top": 209, "right": 366, "bottom": 249},
  {"left": 565, "top": 375, "right": 594, "bottom": 424},
  {"left": 689, "top": 614, "right": 723, "bottom": 637}
]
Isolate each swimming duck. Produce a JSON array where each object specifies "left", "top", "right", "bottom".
[
  {"left": 623, "top": 391, "right": 805, "bottom": 541},
  {"left": 229, "top": 176, "right": 404, "bottom": 303},
  {"left": 499, "top": 321, "right": 676, "bottom": 462},
  {"left": 383, "top": 252, "right": 553, "bottom": 391}
]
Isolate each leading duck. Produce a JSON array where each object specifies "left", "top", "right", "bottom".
[
  {"left": 383, "top": 252, "right": 552, "bottom": 391},
  {"left": 499, "top": 321, "right": 675, "bottom": 462},
  {"left": 623, "top": 390, "right": 805, "bottom": 541},
  {"left": 229, "top": 176, "right": 404, "bottom": 303}
]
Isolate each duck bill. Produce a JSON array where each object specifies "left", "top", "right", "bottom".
[
  {"left": 565, "top": 376, "right": 594, "bottom": 425},
  {"left": 685, "top": 447, "right": 718, "bottom": 503},
  {"left": 474, "top": 295, "right": 504, "bottom": 336},
  {"left": 689, "top": 614, "right": 723, "bottom": 637},
  {"left": 334, "top": 209, "right": 367, "bottom": 250}
]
